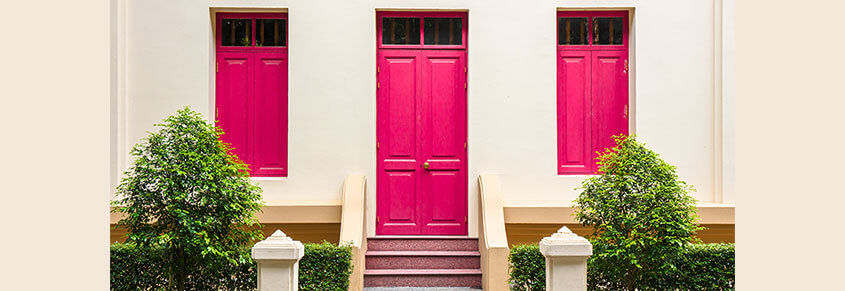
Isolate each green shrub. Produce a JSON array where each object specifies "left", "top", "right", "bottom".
[
  {"left": 509, "top": 244, "right": 545, "bottom": 291},
  {"left": 110, "top": 243, "right": 256, "bottom": 291},
  {"left": 111, "top": 107, "right": 265, "bottom": 290},
  {"left": 667, "top": 243, "right": 735, "bottom": 290},
  {"left": 574, "top": 135, "right": 702, "bottom": 291},
  {"left": 110, "top": 243, "right": 168, "bottom": 290},
  {"left": 507, "top": 243, "right": 735, "bottom": 291},
  {"left": 110, "top": 241, "right": 352, "bottom": 291},
  {"left": 299, "top": 242, "right": 354, "bottom": 291}
]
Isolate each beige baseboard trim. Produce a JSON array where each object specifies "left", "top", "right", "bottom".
[
  {"left": 110, "top": 202, "right": 342, "bottom": 225},
  {"left": 503, "top": 203, "right": 735, "bottom": 225}
]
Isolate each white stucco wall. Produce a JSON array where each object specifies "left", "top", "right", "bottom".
[{"left": 111, "top": 0, "right": 734, "bottom": 237}]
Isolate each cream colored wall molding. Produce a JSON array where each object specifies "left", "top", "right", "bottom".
[
  {"left": 503, "top": 203, "right": 735, "bottom": 224},
  {"left": 110, "top": 202, "right": 343, "bottom": 225}
]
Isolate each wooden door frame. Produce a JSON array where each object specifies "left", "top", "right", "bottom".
[{"left": 375, "top": 11, "right": 469, "bottom": 235}]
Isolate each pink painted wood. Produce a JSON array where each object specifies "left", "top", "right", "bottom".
[
  {"left": 557, "top": 11, "right": 629, "bottom": 174},
  {"left": 217, "top": 52, "right": 253, "bottom": 167},
  {"left": 216, "top": 13, "right": 288, "bottom": 177},
  {"left": 591, "top": 50, "right": 628, "bottom": 172},
  {"left": 557, "top": 50, "right": 592, "bottom": 174},
  {"left": 377, "top": 12, "right": 468, "bottom": 235}
]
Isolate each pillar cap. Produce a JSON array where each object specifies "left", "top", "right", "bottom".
[
  {"left": 252, "top": 229, "right": 305, "bottom": 261},
  {"left": 539, "top": 226, "right": 593, "bottom": 257}
]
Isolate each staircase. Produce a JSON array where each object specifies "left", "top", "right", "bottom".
[{"left": 363, "top": 236, "right": 482, "bottom": 289}]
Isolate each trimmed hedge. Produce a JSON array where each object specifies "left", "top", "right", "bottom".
[
  {"left": 670, "top": 243, "right": 735, "bottom": 290},
  {"left": 509, "top": 244, "right": 547, "bottom": 291},
  {"left": 508, "top": 243, "right": 735, "bottom": 291},
  {"left": 299, "top": 242, "right": 353, "bottom": 291},
  {"left": 110, "top": 241, "right": 351, "bottom": 291}
]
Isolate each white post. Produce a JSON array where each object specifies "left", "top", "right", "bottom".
[
  {"left": 539, "top": 226, "right": 593, "bottom": 291},
  {"left": 252, "top": 229, "right": 305, "bottom": 291}
]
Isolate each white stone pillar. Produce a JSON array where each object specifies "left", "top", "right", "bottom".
[
  {"left": 252, "top": 229, "right": 305, "bottom": 291},
  {"left": 539, "top": 226, "right": 593, "bottom": 291}
]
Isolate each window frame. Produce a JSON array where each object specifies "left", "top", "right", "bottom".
[
  {"left": 216, "top": 13, "right": 288, "bottom": 52},
  {"left": 376, "top": 11, "right": 468, "bottom": 50},
  {"left": 215, "top": 12, "right": 289, "bottom": 177},
  {"left": 556, "top": 11, "right": 628, "bottom": 50},
  {"left": 556, "top": 10, "right": 630, "bottom": 175}
]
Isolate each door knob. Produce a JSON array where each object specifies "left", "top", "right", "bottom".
[{"left": 422, "top": 162, "right": 430, "bottom": 170}]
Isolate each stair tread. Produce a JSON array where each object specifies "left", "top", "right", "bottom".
[
  {"left": 364, "top": 269, "right": 482, "bottom": 275},
  {"left": 366, "top": 251, "right": 480, "bottom": 257},
  {"left": 368, "top": 236, "right": 477, "bottom": 240}
]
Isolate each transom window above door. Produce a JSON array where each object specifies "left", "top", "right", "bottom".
[
  {"left": 378, "top": 12, "right": 467, "bottom": 49},
  {"left": 558, "top": 11, "right": 627, "bottom": 47},
  {"left": 218, "top": 13, "right": 287, "bottom": 48}
]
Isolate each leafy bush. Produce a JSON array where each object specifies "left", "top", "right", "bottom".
[
  {"left": 299, "top": 242, "right": 354, "bottom": 291},
  {"left": 509, "top": 244, "right": 546, "bottom": 291},
  {"left": 110, "top": 243, "right": 168, "bottom": 290},
  {"left": 111, "top": 241, "right": 352, "bottom": 291},
  {"left": 110, "top": 243, "right": 255, "bottom": 291},
  {"left": 668, "top": 243, "right": 735, "bottom": 290},
  {"left": 507, "top": 243, "right": 735, "bottom": 291},
  {"left": 574, "top": 135, "right": 702, "bottom": 290},
  {"left": 111, "top": 107, "right": 265, "bottom": 290}
]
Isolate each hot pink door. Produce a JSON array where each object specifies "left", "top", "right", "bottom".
[{"left": 377, "top": 12, "right": 468, "bottom": 235}]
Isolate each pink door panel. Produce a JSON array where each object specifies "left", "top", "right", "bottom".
[
  {"left": 377, "top": 50, "right": 423, "bottom": 234},
  {"left": 253, "top": 52, "right": 288, "bottom": 175},
  {"left": 591, "top": 50, "right": 628, "bottom": 171},
  {"left": 420, "top": 50, "right": 466, "bottom": 235},
  {"left": 557, "top": 50, "right": 592, "bottom": 174},
  {"left": 216, "top": 52, "right": 254, "bottom": 166}
]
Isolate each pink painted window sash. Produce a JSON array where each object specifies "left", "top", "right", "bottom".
[
  {"left": 557, "top": 11, "right": 629, "bottom": 175},
  {"left": 216, "top": 13, "right": 288, "bottom": 177}
]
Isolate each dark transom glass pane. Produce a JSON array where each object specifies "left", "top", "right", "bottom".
[
  {"left": 256, "top": 19, "right": 286, "bottom": 47},
  {"left": 382, "top": 17, "right": 421, "bottom": 45},
  {"left": 424, "top": 18, "right": 462, "bottom": 45},
  {"left": 221, "top": 19, "right": 252, "bottom": 47},
  {"left": 558, "top": 17, "right": 589, "bottom": 45},
  {"left": 593, "top": 17, "right": 624, "bottom": 45}
]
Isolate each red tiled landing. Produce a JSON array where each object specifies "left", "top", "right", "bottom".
[
  {"left": 363, "top": 269, "right": 482, "bottom": 288},
  {"left": 366, "top": 251, "right": 481, "bottom": 269}
]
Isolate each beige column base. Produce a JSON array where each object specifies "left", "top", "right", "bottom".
[
  {"left": 539, "top": 226, "right": 592, "bottom": 291},
  {"left": 252, "top": 229, "right": 305, "bottom": 291}
]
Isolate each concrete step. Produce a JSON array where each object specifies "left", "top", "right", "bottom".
[
  {"left": 363, "top": 269, "right": 482, "bottom": 288},
  {"left": 365, "top": 250, "right": 481, "bottom": 269},
  {"left": 367, "top": 237, "right": 478, "bottom": 251}
]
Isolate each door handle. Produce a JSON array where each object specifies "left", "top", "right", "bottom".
[{"left": 422, "top": 162, "right": 430, "bottom": 170}]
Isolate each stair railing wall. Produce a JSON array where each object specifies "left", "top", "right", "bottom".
[
  {"left": 339, "top": 174, "right": 368, "bottom": 291},
  {"left": 477, "top": 174, "right": 510, "bottom": 291}
]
